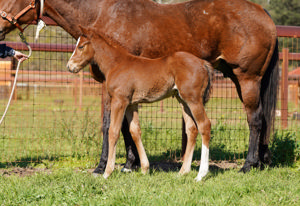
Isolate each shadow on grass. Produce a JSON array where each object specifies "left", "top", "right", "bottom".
[
  {"left": 0, "top": 155, "right": 59, "bottom": 169},
  {"left": 1, "top": 132, "right": 298, "bottom": 173}
]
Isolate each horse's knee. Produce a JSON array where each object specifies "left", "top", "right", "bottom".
[
  {"left": 186, "top": 123, "right": 198, "bottom": 144},
  {"left": 199, "top": 118, "right": 211, "bottom": 137},
  {"left": 108, "top": 129, "right": 120, "bottom": 144},
  {"left": 129, "top": 122, "right": 141, "bottom": 142}
]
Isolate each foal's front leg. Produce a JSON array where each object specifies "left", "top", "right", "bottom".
[
  {"left": 93, "top": 83, "right": 139, "bottom": 175},
  {"left": 125, "top": 105, "right": 149, "bottom": 174},
  {"left": 103, "top": 97, "right": 128, "bottom": 179}
]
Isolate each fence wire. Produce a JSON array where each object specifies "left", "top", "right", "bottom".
[{"left": 0, "top": 25, "right": 299, "bottom": 167}]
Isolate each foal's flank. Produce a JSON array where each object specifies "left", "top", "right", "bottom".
[{"left": 67, "top": 26, "right": 213, "bottom": 181}]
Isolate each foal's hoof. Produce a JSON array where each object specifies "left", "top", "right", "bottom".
[
  {"left": 195, "top": 176, "right": 203, "bottom": 182},
  {"left": 121, "top": 163, "right": 140, "bottom": 173},
  {"left": 103, "top": 173, "right": 110, "bottom": 179}
]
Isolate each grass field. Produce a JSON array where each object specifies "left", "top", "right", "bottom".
[
  {"left": 0, "top": 163, "right": 299, "bottom": 205},
  {"left": 0, "top": 91, "right": 299, "bottom": 205}
]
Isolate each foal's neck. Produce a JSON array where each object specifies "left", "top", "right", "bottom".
[
  {"left": 44, "top": 0, "right": 102, "bottom": 39},
  {"left": 92, "top": 35, "right": 133, "bottom": 76}
]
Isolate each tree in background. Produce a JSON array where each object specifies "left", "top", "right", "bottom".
[{"left": 268, "top": 0, "right": 300, "bottom": 26}]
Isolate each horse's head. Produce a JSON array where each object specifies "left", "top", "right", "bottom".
[
  {"left": 0, "top": 0, "right": 44, "bottom": 40},
  {"left": 67, "top": 26, "right": 95, "bottom": 73}
]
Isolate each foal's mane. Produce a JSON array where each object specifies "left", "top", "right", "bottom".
[{"left": 91, "top": 29, "right": 132, "bottom": 55}]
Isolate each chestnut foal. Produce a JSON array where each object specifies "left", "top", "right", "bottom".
[{"left": 67, "top": 27, "right": 213, "bottom": 181}]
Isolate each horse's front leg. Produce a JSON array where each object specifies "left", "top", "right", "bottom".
[
  {"left": 93, "top": 82, "right": 110, "bottom": 175},
  {"left": 103, "top": 97, "right": 128, "bottom": 178},
  {"left": 93, "top": 84, "right": 140, "bottom": 175}
]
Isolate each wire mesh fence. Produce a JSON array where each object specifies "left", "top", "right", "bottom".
[{"left": 0, "top": 24, "right": 299, "bottom": 167}]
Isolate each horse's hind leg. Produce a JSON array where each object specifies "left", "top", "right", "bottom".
[
  {"left": 237, "top": 79, "right": 264, "bottom": 172},
  {"left": 178, "top": 104, "right": 198, "bottom": 175},
  {"left": 187, "top": 103, "right": 211, "bottom": 182},
  {"left": 121, "top": 119, "right": 140, "bottom": 172},
  {"left": 125, "top": 105, "right": 149, "bottom": 174}
]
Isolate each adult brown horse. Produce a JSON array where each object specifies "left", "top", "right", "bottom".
[
  {"left": 67, "top": 26, "right": 213, "bottom": 180},
  {"left": 0, "top": 0, "right": 279, "bottom": 173}
]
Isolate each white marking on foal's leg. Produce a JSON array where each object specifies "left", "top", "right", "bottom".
[{"left": 195, "top": 143, "right": 209, "bottom": 182}]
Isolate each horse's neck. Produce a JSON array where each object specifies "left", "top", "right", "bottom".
[
  {"left": 44, "top": 0, "right": 102, "bottom": 39},
  {"left": 93, "top": 37, "right": 130, "bottom": 76}
]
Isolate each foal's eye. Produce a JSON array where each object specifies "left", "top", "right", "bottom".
[{"left": 78, "top": 45, "right": 85, "bottom": 49}]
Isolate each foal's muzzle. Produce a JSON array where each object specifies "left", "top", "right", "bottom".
[{"left": 67, "top": 61, "right": 78, "bottom": 73}]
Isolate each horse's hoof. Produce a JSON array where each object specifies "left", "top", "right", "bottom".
[
  {"left": 195, "top": 175, "right": 205, "bottom": 182},
  {"left": 239, "top": 167, "right": 248, "bottom": 173},
  {"left": 103, "top": 173, "right": 109, "bottom": 179},
  {"left": 239, "top": 161, "right": 259, "bottom": 173},
  {"left": 121, "top": 167, "right": 133, "bottom": 173},
  {"left": 92, "top": 172, "right": 101, "bottom": 177},
  {"left": 121, "top": 162, "right": 140, "bottom": 173},
  {"left": 92, "top": 167, "right": 105, "bottom": 175},
  {"left": 195, "top": 177, "right": 202, "bottom": 182}
]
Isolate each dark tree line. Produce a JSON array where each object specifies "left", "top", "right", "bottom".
[{"left": 251, "top": 0, "right": 300, "bottom": 26}]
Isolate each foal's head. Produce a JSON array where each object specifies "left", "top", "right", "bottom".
[{"left": 67, "top": 27, "right": 95, "bottom": 73}]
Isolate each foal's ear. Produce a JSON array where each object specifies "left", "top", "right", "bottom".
[{"left": 78, "top": 25, "right": 92, "bottom": 39}]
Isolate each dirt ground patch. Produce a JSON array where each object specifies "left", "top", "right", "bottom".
[
  {"left": 0, "top": 161, "right": 238, "bottom": 177},
  {"left": 0, "top": 167, "right": 51, "bottom": 177}
]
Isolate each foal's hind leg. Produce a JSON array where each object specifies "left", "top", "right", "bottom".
[
  {"left": 187, "top": 103, "right": 211, "bottom": 182},
  {"left": 125, "top": 105, "right": 150, "bottom": 174},
  {"left": 178, "top": 104, "right": 198, "bottom": 175}
]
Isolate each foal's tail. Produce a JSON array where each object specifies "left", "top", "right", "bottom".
[{"left": 203, "top": 62, "right": 214, "bottom": 105}]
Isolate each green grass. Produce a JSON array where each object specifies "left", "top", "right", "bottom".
[
  {"left": 0, "top": 92, "right": 299, "bottom": 167},
  {"left": 0, "top": 165, "right": 299, "bottom": 205}
]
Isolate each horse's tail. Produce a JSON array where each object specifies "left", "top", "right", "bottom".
[
  {"left": 203, "top": 62, "right": 214, "bottom": 105},
  {"left": 261, "top": 9, "right": 280, "bottom": 147},
  {"left": 260, "top": 37, "right": 279, "bottom": 145}
]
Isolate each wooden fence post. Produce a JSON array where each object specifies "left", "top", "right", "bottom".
[
  {"left": 281, "top": 48, "right": 289, "bottom": 129},
  {"left": 79, "top": 70, "right": 83, "bottom": 111},
  {"left": 73, "top": 76, "right": 78, "bottom": 107}
]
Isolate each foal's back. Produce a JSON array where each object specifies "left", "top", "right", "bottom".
[{"left": 106, "top": 51, "right": 211, "bottom": 105}]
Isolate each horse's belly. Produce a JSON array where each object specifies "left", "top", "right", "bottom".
[{"left": 131, "top": 88, "right": 176, "bottom": 104}]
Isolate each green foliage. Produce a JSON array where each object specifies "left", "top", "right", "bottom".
[
  {"left": 249, "top": 0, "right": 300, "bottom": 26},
  {"left": 271, "top": 131, "right": 300, "bottom": 167},
  {"left": 269, "top": 0, "right": 300, "bottom": 26}
]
